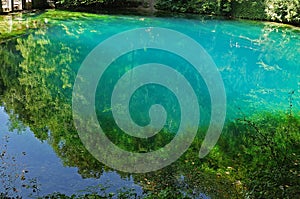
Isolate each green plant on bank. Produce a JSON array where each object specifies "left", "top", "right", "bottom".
[
  {"left": 51, "top": 0, "right": 300, "bottom": 25},
  {"left": 265, "top": 0, "right": 300, "bottom": 23},
  {"left": 155, "top": 0, "right": 300, "bottom": 25},
  {"left": 53, "top": 0, "right": 140, "bottom": 9},
  {"left": 0, "top": 135, "right": 40, "bottom": 198},
  {"left": 55, "top": 0, "right": 105, "bottom": 8},
  {"left": 154, "top": 0, "right": 232, "bottom": 15}
]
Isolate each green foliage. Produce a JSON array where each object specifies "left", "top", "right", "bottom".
[
  {"left": 265, "top": 0, "right": 300, "bottom": 23},
  {"left": 32, "top": 0, "right": 50, "bottom": 9},
  {"left": 231, "top": 0, "right": 266, "bottom": 20},
  {"left": 155, "top": 0, "right": 232, "bottom": 15},
  {"left": 0, "top": 0, "right": 3, "bottom": 13},
  {"left": 155, "top": 0, "right": 300, "bottom": 24},
  {"left": 55, "top": 0, "right": 105, "bottom": 8},
  {"left": 231, "top": 0, "right": 300, "bottom": 24},
  {"left": 54, "top": 0, "right": 141, "bottom": 9}
]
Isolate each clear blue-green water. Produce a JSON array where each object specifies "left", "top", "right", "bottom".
[{"left": 0, "top": 11, "right": 299, "bottom": 197}]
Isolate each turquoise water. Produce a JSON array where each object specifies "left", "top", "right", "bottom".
[
  {"left": 49, "top": 15, "right": 300, "bottom": 117},
  {"left": 0, "top": 11, "right": 299, "bottom": 197}
]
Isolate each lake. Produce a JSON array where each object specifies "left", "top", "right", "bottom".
[{"left": 0, "top": 10, "right": 299, "bottom": 198}]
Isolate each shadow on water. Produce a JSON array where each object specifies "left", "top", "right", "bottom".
[{"left": 0, "top": 10, "right": 299, "bottom": 198}]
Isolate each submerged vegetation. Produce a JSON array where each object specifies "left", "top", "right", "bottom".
[
  {"left": 0, "top": 7, "right": 299, "bottom": 199},
  {"left": 212, "top": 111, "right": 300, "bottom": 198},
  {"left": 1, "top": 104, "right": 299, "bottom": 198}
]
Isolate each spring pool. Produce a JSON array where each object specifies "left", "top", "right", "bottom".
[{"left": 0, "top": 10, "right": 299, "bottom": 198}]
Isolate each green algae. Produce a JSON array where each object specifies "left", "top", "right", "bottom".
[{"left": 0, "top": 10, "right": 116, "bottom": 42}]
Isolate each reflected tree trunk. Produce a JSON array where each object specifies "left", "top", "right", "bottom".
[
  {"left": 149, "top": 0, "right": 155, "bottom": 12},
  {"left": 11, "top": 0, "right": 14, "bottom": 12},
  {"left": 32, "top": 0, "right": 48, "bottom": 9},
  {"left": 22, "top": 0, "right": 25, "bottom": 9},
  {"left": 0, "top": 0, "right": 3, "bottom": 13}
]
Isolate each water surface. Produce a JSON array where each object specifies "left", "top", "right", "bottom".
[{"left": 0, "top": 10, "right": 299, "bottom": 198}]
